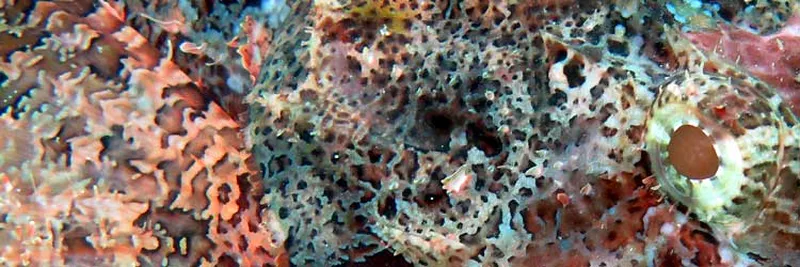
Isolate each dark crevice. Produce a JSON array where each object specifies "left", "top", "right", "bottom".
[
  {"left": 466, "top": 121, "right": 503, "bottom": 157},
  {"left": 563, "top": 59, "right": 585, "bottom": 88}
]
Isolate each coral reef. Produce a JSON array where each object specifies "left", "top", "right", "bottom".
[{"left": 1, "top": 0, "right": 799, "bottom": 266}]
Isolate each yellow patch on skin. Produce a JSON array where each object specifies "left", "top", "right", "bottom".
[{"left": 348, "top": 0, "right": 415, "bottom": 35}]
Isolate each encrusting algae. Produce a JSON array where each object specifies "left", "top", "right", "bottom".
[{"left": 1, "top": 0, "right": 799, "bottom": 266}]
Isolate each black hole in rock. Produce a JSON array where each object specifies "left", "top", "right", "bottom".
[
  {"left": 269, "top": 155, "right": 291, "bottom": 175},
  {"left": 218, "top": 184, "right": 232, "bottom": 203},
  {"left": 402, "top": 188, "right": 412, "bottom": 198},
  {"left": 520, "top": 188, "right": 532, "bottom": 197},
  {"left": 590, "top": 85, "right": 603, "bottom": 100},
  {"left": 563, "top": 59, "right": 585, "bottom": 87},
  {"left": 717, "top": 6, "right": 735, "bottom": 22},
  {"left": 475, "top": 176, "right": 485, "bottom": 191},
  {"left": 424, "top": 110, "right": 456, "bottom": 136},
  {"left": 548, "top": 90, "right": 568, "bottom": 107},
  {"left": 378, "top": 195, "right": 398, "bottom": 219},
  {"left": 298, "top": 128, "right": 314, "bottom": 143},
  {"left": 416, "top": 180, "right": 449, "bottom": 209},
  {"left": 353, "top": 215, "right": 367, "bottom": 228},
  {"left": 297, "top": 180, "right": 307, "bottom": 190},
  {"left": 417, "top": 94, "right": 433, "bottom": 107},
  {"left": 467, "top": 77, "right": 485, "bottom": 93},
  {"left": 217, "top": 254, "right": 238, "bottom": 267},
  {"left": 653, "top": 41, "right": 670, "bottom": 60},
  {"left": 322, "top": 188, "right": 334, "bottom": 200},
  {"left": 747, "top": 252, "right": 769, "bottom": 263},
  {"left": 338, "top": 249, "right": 413, "bottom": 267},
  {"left": 419, "top": 69, "right": 430, "bottom": 79},
  {"left": 466, "top": 122, "right": 503, "bottom": 157},
  {"left": 336, "top": 178, "right": 349, "bottom": 189},
  {"left": 99, "top": 125, "right": 125, "bottom": 158},
  {"left": 607, "top": 231, "right": 618, "bottom": 241},
  {"left": 64, "top": 233, "right": 102, "bottom": 257},
  {"left": 607, "top": 40, "right": 629, "bottom": 57},
  {"left": 509, "top": 200, "right": 519, "bottom": 214},
  {"left": 554, "top": 49, "right": 568, "bottom": 62},
  {"left": 470, "top": 97, "right": 491, "bottom": 112},
  {"left": 278, "top": 207, "right": 289, "bottom": 219},
  {"left": 367, "top": 147, "right": 384, "bottom": 164}
]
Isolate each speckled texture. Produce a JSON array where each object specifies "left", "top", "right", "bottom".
[
  {"left": 0, "top": 1, "right": 285, "bottom": 266},
  {"left": 1, "top": 0, "right": 799, "bottom": 266},
  {"left": 247, "top": 0, "right": 800, "bottom": 266}
]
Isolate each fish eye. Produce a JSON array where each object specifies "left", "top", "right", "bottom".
[{"left": 645, "top": 72, "right": 793, "bottom": 228}]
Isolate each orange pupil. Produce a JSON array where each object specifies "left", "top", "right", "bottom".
[{"left": 667, "top": 125, "right": 720, "bottom": 180}]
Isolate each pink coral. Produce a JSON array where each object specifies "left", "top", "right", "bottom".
[{"left": 684, "top": 14, "right": 800, "bottom": 115}]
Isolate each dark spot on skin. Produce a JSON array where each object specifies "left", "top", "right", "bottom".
[{"left": 466, "top": 121, "right": 503, "bottom": 157}]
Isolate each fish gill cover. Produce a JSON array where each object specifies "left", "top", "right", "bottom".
[{"left": 0, "top": 0, "right": 799, "bottom": 266}]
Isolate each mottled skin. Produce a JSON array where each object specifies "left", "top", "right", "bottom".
[
  {"left": 0, "top": 1, "right": 283, "bottom": 266},
  {"left": 2, "top": 0, "right": 797, "bottom": 266},
  {"left": 249, "top": 1, "right": 799, "bottom": 266}
]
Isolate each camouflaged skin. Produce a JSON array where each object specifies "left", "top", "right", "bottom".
[
  {"left": 249, "top": 1, "right": 799, "bottom": 266},
  {"left": 1, "top": 0, "right": 798, "bottom": 266}
]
